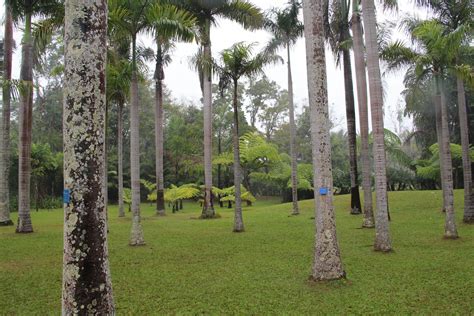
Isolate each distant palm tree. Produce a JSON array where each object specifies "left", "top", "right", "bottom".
[
  {"left": 215, "top": 42, "right": 280, "bottom": 232},
  {"left": 62, "top": 0, "right": 114, "bottom": 312},
  {"left": 302, "top": 0, "right": 345, "bottom": 281},
  {"left": 0, "top": 2, "right": 14, "bottom": 226},
  {"left": 264, "top": 0, "right": 304, "bottom": 216},
  {"left": 361, "top": 0, "right": 392, "bottom": 251},
  {"left": 175, "top": 0, "right": 263, "bottom": 219},
  {"left": 147, "top": 4, "right": 196, "bottom": 216},
  {"left": 9, "top": 0, "right": 63, "bottom": 233},
  {"left": 326, "top": 0, "right": 362, "bottom": 215},
  {"left": 381, "top": 19, "right": 467, "bottom": 238}
]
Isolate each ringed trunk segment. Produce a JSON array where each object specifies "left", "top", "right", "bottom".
[
  {"left": 361, "top": 0, "right": 392, "bottom": 252},
  {"left": 303, "top": 0, "right": 345, "bottom": 281},
  {"left": 62, "top": 0, "right": 115, "bottom": 313},
  {"left": 232, "top": 80, "right": 244, "bottom": 232},
  {"left": 287, "top": 45, "right": 299, "bottom": 216},
  {"left": 155, "top": 69, "right": 166, "bottom": 216}
]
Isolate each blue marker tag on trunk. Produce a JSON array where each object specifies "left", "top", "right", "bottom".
[
  {"left": 319, "top": 187, "right": 328, "bottom": 196},
  {"left": 63, "top": 189, "right": 70, "bottom": 204}
]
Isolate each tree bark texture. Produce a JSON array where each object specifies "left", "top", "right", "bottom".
[
  {"left": 232, "top": 80, "right": 244, "bottom": 232},
  {"left": 351, "top": 10, "right": 374, "bottom": 227},
  {"left": 457, "top": 76, "right": 474, "bottom": 223},
  {"left": 117, "top": 101, "right": 125, "bottom": 218},
  {"left": 342, "top": 46, "right": 361, "bottom": 215},
  {"left": 17, "top": 13, "right": 34, "bottom": 233},
  {"left": 303, "top": 0, "right": 345, "bottom": 281},
  {"left": 434, "top": 95, "right": 447, "bottom": 212},
  {"left": 62, "top": 0, "right": 115, "bottom": 313},
  {"left": 0, "top": 6, "right": 13, "bottom": 226},
  {"left": 361, "top": 0, "right": 392, "bottom": 251},
  {"left": 287, "top": 45, "right": 299, "bottom": 216},
  {"left": 201, "top": 21, "right": 215, "bottom": 219},
  {"left": 438, "top": 81, "right": 458, "bottom": 238},
  {"left": 155, "top": 48, "right": 166, "bottom": 216}
]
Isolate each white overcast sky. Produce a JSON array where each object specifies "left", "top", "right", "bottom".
[{"left": 1, "top": 0, "right": 428, "bottom": 133}]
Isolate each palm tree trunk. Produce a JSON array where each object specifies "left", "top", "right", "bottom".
[
  {"left": 62, "top": 0, "right": 114, "bottom": 312},
  {"left": 232, "top": 80, "right": 244, "bottom": 232},
  {"left": 117, "top": 101, "right": 125, "bottom": 217},
  {"left": 287, "top": 44, "right": 299, "bottom": 216},
  {"left": 457, "top": 76, "right": 474, "bottom": 223},
  {"left": 0, "top": 5, "right": 13, "bottom": 226},
  {"left": 434, "top": 95, "right": 447, "bottom": 211},
  {"left": 342, "top": 45, "right": 361, "bottom": 215},
  {"left": 155, "top": 44, "right": 166, "bottom": 216},
  {"left": 104, "top": 102, "right": 108, "bottom": 213},
  {"left": 438, "top": 79, "right": 458, "bottom": 238},
  {"left": 303, "top": 0, "right": 345, "bottom": 281},
  {"left": 351, "top": 9, "right": 374, "bottom": 227},
  {"left": 201, "top": 21, "right": 215, "bottom": 219},
  {"left": 129, "top": 37, "right": 145, "bottom": 246},
  {"left": 16, "top": 12, "right": 34, "bottom": 233},
  {"left": 361, "top": 0, "right": 392, "bottom": 251}
]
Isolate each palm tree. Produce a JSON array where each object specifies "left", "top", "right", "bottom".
[
  {"left": 350, "top": 0, "right": 374, "bottom": 227},
  {"left": 62, "top": 0, "right": 114, "bottom": 312},
  {"left": 175, "top": 0, "right": 263, "bottom": 219},
  {"left": 302, "top": 0, "right": 345, "bottom": 280},
  {"left": 415, "top": 0, "right": 474, "bottom": 223},
  {"left": 215, "top": 42, "right": 280, "bottom": 232},
  {"left": 361, "top": 0, "right": 392, "bottom": 251},
  {"left": 9, "top": 0, "right": 63, "bottom": 233},
  {"left": 264, "top": 0, "right": 304, "bottom": 216},
  {"left": 0, "top": 3, "right": 14, "bottom": 226},
  {"left": 147, "top": 4, "right": 196, "bottom": 216},
  {"left": 381, "top": 19, "right": 465, "bottom": 238},
  {"left": 326, "top": 0, "right": 362, "bottom": 215},
  {"left": 107, "top": 38, "right": 132, "bottom": 218}
]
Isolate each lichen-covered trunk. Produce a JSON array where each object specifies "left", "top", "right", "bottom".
[
  {"left": 16, "top": 12, "right": 34, "bottom": 233},
  {"left": 342, "top": 46, "right": 361, "bottom": 215},
  {"left": 0, "top": 5, "right": 13, "bottom": 226},
  {"left": 155, "top": 54, "right": 165, "bottom": 216},
  {"left": 351, "top": 10, "right": 374, "bottom": 228},
  {"left": 232, "top": 80, "right": 244, "bottom": 232},
  {"left": 201, "top": 21, "right": 215, "bottom": 219},
  {"left": 117, "top": 101, "right": 125, "bottom": 218},
  {"left": 287, "top": 45, "right": 299, "bottom": 216},
  {"left": 62, "top": 0, "right": 114, "bottom": 313},
  {"left": 361, "top": 0, "right": 392, "bottom": 252},
  {"left": 129, "top": 37, "right": 145, "bottom": 246},
  {"left": 457, "top": 76, "right": 474, "bottom": 223},
  {"left": 438, "top": 79, "right": 458, "bottom": 238},
  {"left": 434, "top": 95, "right": 447, "bottom": 212},
  {"left": 303, "top": 0, "right": 345, "bottom": 281}
]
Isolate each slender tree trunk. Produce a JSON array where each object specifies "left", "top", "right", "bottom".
[
  {"left": 129, "top": 37, "right": 145, "bottom": 246},
  {"left": 232, "top": 80, "right": 244, "bottom": 232},
  {"left": 362, "top": 0, "right": 392, "bottom": 251},
  {"left": 303, "top": 0, "right": 345, "bottom": 281},
  {"left": 0, "top": 5, "right": 13, "bottom": 226},
  {"left": 351, "top": 9, "right": 374, "bottom": 227},
  {"left": 434, "top": 95, "right": 447, "bottom": 211},
  {"left": 342, "top": 45, "right": 361, "bottom": 215},
  {"left": 117, "top": 101, "right": 125, "bottom": 217},
  {"left": 438, "top": 79, "right": 458, "bottom": 238},
  {"left": 62, "top": 0, "right": 114, "bottom": 312},
  {"left": 457, "top": 76, "right": 474, "bottom": 223},
  {"left": 287, "top": 45, "right": 299, "bottom": 216},
  {"left": 16, "top": 12, "right": 34, "bottom": 233},
  {"left": 155, "top": 42, "right": 165, "bottom": 216},
  {"left": 104, "top": 102, "right": 108, "bottom": 213},
  {"left": 201, "top": 21, "right": 215, "bottom": 219}
]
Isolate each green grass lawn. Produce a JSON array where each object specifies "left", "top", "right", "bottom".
[{"left": 1, "top": 190, "right": 474, "bottom": 315}]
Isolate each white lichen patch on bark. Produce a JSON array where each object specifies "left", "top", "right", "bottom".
[
  {"left": 62, "top": 0, "right": 114, "bottom": 314},
  {"left": 303, "top": 0, "right": 345, "bottom": 281}
]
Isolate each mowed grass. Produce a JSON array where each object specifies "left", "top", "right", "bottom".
[{"left": 1, "top": 190, "right": 474, "bottom": 315}]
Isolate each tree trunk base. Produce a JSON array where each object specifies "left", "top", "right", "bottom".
[
  {"left": 463, "top": 217, "right": 474, "bottom": 224},
  {"left": 443, "top": 232, "right": 459, "bottom": 239},
  {"left": 291, "top": 212, "right": 300, "bottom": 216},
  {"left": 362, "top": 222, "right": 375, "bottom": 229},
  {"left": 0, "top": 220, "right": 14, "bottom": 226},
  {"left": 233, "top": 227, "right": 245, "bottom": 233},
  {"left": 15, "top": 227, "right": 33, "bottom": 233},
  {"left": 374, "top": 245, "right": 392, "bottom": 253},
  {"left": 308, "top": 271, "right": 346, "bottom": 283},
  {"left": 199, "top": 213, "right": 220, "bottom": 220},
  {"left": 156, "top": 210, "right": 166, "bottom": 217},
  {"left": 118, "top": 214, "right": 125, "bottom": 218},
  {"left": 350, "top": 208, "right": 362, "bottom": 215}
]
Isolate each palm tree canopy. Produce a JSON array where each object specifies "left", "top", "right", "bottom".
[
  {"left": 264, "top": 0, "right": 304, "bottom": 53},
  {"left": 216, "top": 42, "right": 283, "bottom": 89}
]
